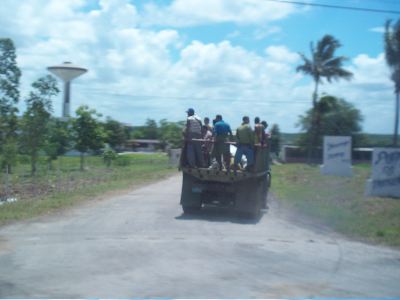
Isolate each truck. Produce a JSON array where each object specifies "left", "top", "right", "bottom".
[{"left": 179, "top": 141, "right": 271, "bottom": 218}]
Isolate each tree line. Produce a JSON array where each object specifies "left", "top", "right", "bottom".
[{"left": 0, "top": 38, "right": 185, "bottom": 175}]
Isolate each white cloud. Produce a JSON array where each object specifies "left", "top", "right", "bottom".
[
  {"left": 265, "top": 45, "right": 299, "bottom": 64},
  {"left": 141, "top": 0, "right": 300, "bottom": 27},
  {"left": 253, "top": 26, "right": 282, "bottom": 40},
  {"left": 369, "top": 27, "right": 385, "bottom": 33},
  {"left": 0, "top": 0, "right": 395, "bottom": 134},
  {"left": 320, "top": 53, "right": 393, "bottom": 133}
]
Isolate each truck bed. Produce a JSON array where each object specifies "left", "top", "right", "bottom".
[{"left": 181, "top": 166, "right": 268, "bottom": 183}]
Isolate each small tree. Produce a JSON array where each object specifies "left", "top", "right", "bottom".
[
  {"left": 297, "top": 95, "right": 363, "bottom": 153},
  {"left": 72, "top": 105, "right": 106, "bottom": 171},
  {"left": 269, "top": 124, "right": 281, "bottom": 157},
  {"left": 0, "top": 38, "right": 21, "bottom": 172},
  {"left": 44, "top": 118, "right": 71, "bottom": 170},
  {"left": 104, "top": 117, "right": 127, "bottom": 150},
  {"left": 159, "top": 119, "right": 185, "bottom": 149},
  {"left": 140, "top": 118, "right": 158, "bottom": 139},
  {"left": 102, "top": 145, "right": 118, "bottom": 168},
  {"left": 20, "top": 75, "right": 59, "bottom": 175}
]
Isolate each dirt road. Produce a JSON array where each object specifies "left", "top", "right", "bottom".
[{"left": 0, "top": 175, "right": 399, "bottom": 298}]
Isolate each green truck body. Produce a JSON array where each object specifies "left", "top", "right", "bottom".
[{"left": 180, "top": 144, "right": 271, "bottom": 218}]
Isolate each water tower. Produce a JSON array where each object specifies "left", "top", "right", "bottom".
[{"left": 47, "top": 62, "right": 87, "bottom": 118}]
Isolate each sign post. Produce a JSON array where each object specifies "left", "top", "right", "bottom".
[
  {"left": 320, "top": 136, "right": 352, "bottom": 177},
  {"left": 365, "top": 148, "right": 400, "bottom": 198}
]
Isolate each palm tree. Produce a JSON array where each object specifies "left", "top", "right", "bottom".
[
  {"left": 296, "top": 35, "right": 353, "bottom": 161},
  {"left": 384, "top": 19, "right": 400, "bottom": 146}
]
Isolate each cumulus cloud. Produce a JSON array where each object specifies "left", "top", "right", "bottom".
[
  {"left": 0, "top": 0, "right": 395, "bottom": 133},
  {"left": 320, "top": 53, "right": 393, "bottom": 133},
  {"left": 265, "top": 45, "right": 299, "bottom": 64},
  {"left": 141, "top": 0, "right": 301, "bottom": 27},
  {"left": 253, "top": 26, "right": 282, "bottom": 40}
]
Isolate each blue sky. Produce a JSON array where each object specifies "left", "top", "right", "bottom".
[{"left": 1, "top": 0, "right": 399, "bottom": 133}]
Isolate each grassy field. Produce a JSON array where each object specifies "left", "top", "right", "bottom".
[
  {"left": 271, "top": 163, "right": 400, "bottom": 247},
  {"left": 0, "top": 153, "right": 177, "bottom": 226}
]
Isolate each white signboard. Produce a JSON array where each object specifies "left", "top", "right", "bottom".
[
  {"left": 320, "top": 136, "right": 352, "bottom": 176},
  {"left": 365, "top": 148, "right": 400, "bottom": 198}
]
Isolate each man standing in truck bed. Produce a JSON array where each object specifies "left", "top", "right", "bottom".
[
  {"left": 213, "top": 114, "right": 232, "bottom": 171},
  {"left": 234, "top": 116, "right": 255, "bottom": 171},
  {"left": 185, "top": 108, "right": 204, "bottom": 168}
]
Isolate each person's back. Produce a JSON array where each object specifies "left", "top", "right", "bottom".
[
  {"left": 187, "top": 114, "right": 202, "bottom": 138},
  {"left": 234, "top": 116, "right": 255, "bottom": 170},
  {"left": 214, "top": 119, "right": 232, "bottom": 137},
  {"left": 204, "top": 117, "right": 213, "bottom": 132},
  {"left": 254, "top": 117, "right": 265, "bottom": 145},
  {"left": 236, "top": 123, "right": 254, "bottom": 145},
  {"left": 185, "top": 108, "right": 204, "bottom": 168},
  {"left": 212, "top": 115, "right": 232, "bottom": 170}
]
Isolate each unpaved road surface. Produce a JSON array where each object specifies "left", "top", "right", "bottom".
[{"left": 0, "top": 175, "right": 399, "bottom": 298}]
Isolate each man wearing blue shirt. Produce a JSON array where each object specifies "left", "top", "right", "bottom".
[{"left": 213, "top": 115, "right": 232, "bottom": 170}]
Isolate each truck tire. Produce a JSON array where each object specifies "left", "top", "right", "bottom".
[
  {"left": 261, "top": 173, "right": 270, "bottom": 209},
  {"left": 181, "top": 172, "right": 202, "bottom": 214},
  {"left": 235, "top": 178, "right": 262, "bottom": 219}
]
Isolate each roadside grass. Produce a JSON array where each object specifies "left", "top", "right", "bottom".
[
  {"left": 0, "top": 153, "right": 177, "bottom": 226},
  {"left": 271, "top": 163, "right": 400, "bottom": 247}
]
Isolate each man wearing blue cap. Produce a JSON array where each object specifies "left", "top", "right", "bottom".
[{"left": 184, "top": 108, "right": 204, "bottom": 168}]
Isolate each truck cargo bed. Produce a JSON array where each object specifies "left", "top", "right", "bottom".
[{"left": 181, "top": 166, "right": 267, "bottom": 183}]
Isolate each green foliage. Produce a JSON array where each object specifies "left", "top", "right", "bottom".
[
  {"left": 297, "top": 95, "right": 364, "bottom": 149},
  {"left": 297, "top": 35, "right": 353, "bottom": 160},
  {"left": 269, "top": 124, "right": 281, "bottom": 156},
  {"left": 384, "top": 19, "right": 400, "bottom": 146},
  {"left": 19, "top": 75, "right": 59, "bottom": 174},
  {"left": 0, "top": 153, "right": 174, "bottom": 226},
  {"left": 73, "top": 105, "right": 106, "bottom": 154},
  {"left": 272, "top": 163, "right": 400, "bottom": 247},
  {"left": 104, "top": 117, "right": 127, "bottom": 150},
  {"left": 0, "top": 38, "right": 21, "bottom": 171},
  {"left": 0, "top": 140, "right": 17, "bottom": 171},
  {"left": 0, "top": 38, "right": 21, "bottom": 110},
  {"left": 72, "top": 105, "right": 106, "bottom": 170},
  {"left": 131, "top": 119, "right": 184, "bottom": 149},
  {"left": 115, "top": 155, "right": 131, "bottom": 166},
  {"left": 158, "top": 119, "right": 185, "bottom": 148},
  {"left": 132, "top": 118, "right": 158, "bottom": 139},
  {"left": 102, "top": 146, "right": 118, "bottom": 167},
  {"left": 144, "top": 119, "right": 158, "bottom": 139},
  {"left": 297, "top": 35, "right": 353, "bottom": 90},
  {"left": 44, "top": 118, "right": 71, "bottom": 165}
]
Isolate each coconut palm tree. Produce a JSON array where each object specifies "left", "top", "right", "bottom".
[
  {"left": 384, "top": 19, "right": 400, "bottom": 146},
  {"left": 296, "top": 34, "right": 353, "bottom": 161}
]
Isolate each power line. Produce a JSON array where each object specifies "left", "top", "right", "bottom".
[{"left": 263, "top": 0, "right": 400, "bottom": 14}]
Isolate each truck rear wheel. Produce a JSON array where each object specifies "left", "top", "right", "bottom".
[
  {"left": 181, "top": 172, "right": 202, "bottom": 214},
  {"left": 234, "top": 178, "right": 262, "bottom": 219},
  {"left": 261, "top": 173, "right": 270, "bottom": 209}
]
